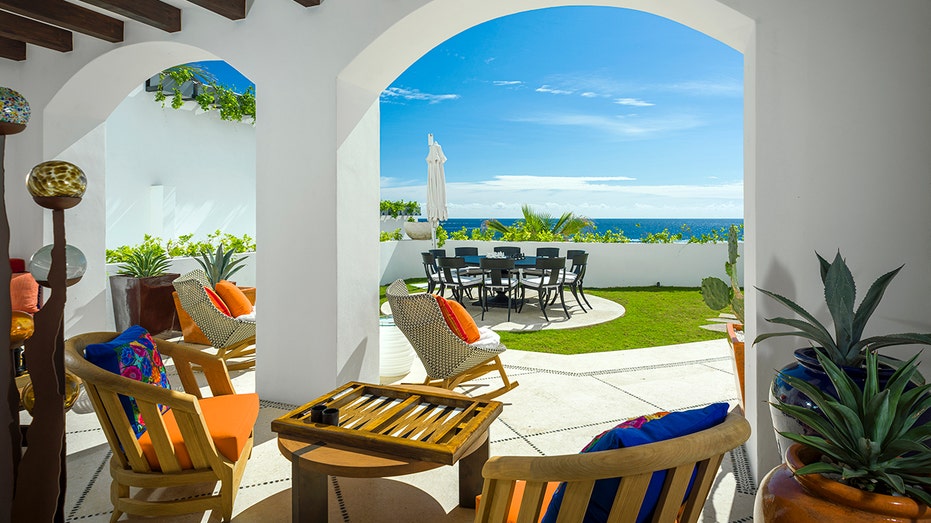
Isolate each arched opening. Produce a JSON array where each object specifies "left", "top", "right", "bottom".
[{"left": 42, "top": 43, "right": 257, "bottom": 338}]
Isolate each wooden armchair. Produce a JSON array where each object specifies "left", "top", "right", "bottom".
[
  {"left": 474, "top": 412, "right": 751, "bottom": 523},
  {"left": 64, "top": 332, "right": 259, "bottom": 522}
]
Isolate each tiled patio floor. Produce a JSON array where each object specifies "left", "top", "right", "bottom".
[{"left": 50, "top": 338, "right": 755, "bottom": 522}]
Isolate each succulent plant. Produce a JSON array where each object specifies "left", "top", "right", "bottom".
[
  {"left": 755, "top": 251, "right": 931, "bottom": 368},
  {"left": 772, "top": 349, "right": 931, "bottom": 505},
  {"left": 195, "top": 244, "right": 246, "bottom": 287},
  {"left": 700, "top": 225, "right": 744, "bottom": 324},
  {"left": 116, "top": 245, "right": 170, "bottom": 278}
]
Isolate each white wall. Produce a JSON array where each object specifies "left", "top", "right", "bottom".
[
  {"left": 3, "top": 0, "right": 931, "bottom": 483},
  {"left": 380, "top": 240, "right": 745, "bottom": 288},
  {"left": 105, "top": 87, "right": 256, "bottom": 248}
]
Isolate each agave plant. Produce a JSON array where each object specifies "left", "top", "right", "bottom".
[
  {"left": 772, "top": 349, "right": 931, "bottom": 505},
  {"left": 755, "top": 251, "right": 931, "bottom": 368},
  {"left": 196, "top": 244, "right": 246, "bottom": 287},
  {"left": 116, "top": 245, "right": 170, "bottom": 278}
]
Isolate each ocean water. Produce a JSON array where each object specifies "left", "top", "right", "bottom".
[{"left": 439, "top": 218, "right": 743, "bottom": 242}]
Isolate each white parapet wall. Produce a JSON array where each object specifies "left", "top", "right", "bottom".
[{"left": 380, "top": 240, "right": 743, "bottom": 288}]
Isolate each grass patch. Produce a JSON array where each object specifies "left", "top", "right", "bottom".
[
  {"left": 380, "top": 281, "right": 724, "bottom": 355},
  {"left": 498, "top": 287, "right": 723, "bottom": 354}
]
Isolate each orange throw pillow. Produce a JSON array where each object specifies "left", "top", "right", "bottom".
[
  {"left": 138, "top": 392, "right": 259, "bottom": 470},
  {"left": 446, "top": 300, "right": 480, "bottom": 343},
  {"left": 434, "top": 295, "right": 480, "bottom": 343},
  {"left": 215, "top": 280, "right": 253, "bottom": 318},
  {"left": 204, "top": 286, "right": 231, "bottom": 316},
  {"left": 10, "top": 273, "right": 40, "bottom": 313}
]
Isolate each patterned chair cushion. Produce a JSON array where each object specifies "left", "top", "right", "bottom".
[
  {"left": 84, "top": 326, "right": 172, "bottom": 438},
  {"left": 542, "top": 403, "right": 730, "bottom": 523}
]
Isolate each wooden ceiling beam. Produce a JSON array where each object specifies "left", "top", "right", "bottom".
[
  {"left": 293, "top": 0, "right": 322, "bottom": 6},
  {"left": 0, "top": 10, "right": 72, "bottom": 52},
  {"left": 0, "top": 34, "right": 25, "bottom": 60},
  {"left": 77, "top": 0, "right": 180, "bottom": 33},
  {"left": 0, "top": 0, "right": 122, "bottom": 43},
  {"left": 186, "top": 0, "right": 245, "bottom": 20}
]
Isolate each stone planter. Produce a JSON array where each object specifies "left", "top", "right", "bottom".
[
  {"left": 379, "top": 316, "right": 414, "bottom": 384},
  {"left": 403, "top": 221, "right": 433, "bottom": 240}
]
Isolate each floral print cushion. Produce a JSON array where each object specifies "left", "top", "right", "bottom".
[{"left": 85, "top": 325, "right": 171, "bottom": 438}]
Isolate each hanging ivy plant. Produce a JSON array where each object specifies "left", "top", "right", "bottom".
[{"left": 152, "top": 64, "right": 256, "bottom": 124}]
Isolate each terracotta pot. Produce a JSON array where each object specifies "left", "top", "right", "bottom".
[
  {"left": 726, "top": 322, "right": 745, "bottom": 410},
  {"left": 755, "top": 444, "right": 931, "bottom": 522}
]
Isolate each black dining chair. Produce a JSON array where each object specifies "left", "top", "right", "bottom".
[
  {"left": 429, "top": 249, "right": 447, "bottom": 260},
  {"left": 479, "top": 257, "right": 519, "bottom": 321},
  {"left": 519, "top": 257, "right": 569, "bottom": 321},
  {"left": 494, "top": 246, "right": 522, "bottom": 258},
  {"left": 566, "top": 249, "right": 586, "bottom": 260},
  {"left": 563, "top": 252, "right": 591, "bottom": 311},
  {"left": 436, "top": 256, "right": 482, "bottom": 306},
  {"left": 536, "top": 247, "right": 560, "bottom": 258},
  {"left": 421, "top": 252, "right": 442, "bottom": 295},
  {"left": 454, "top": 247, "right": 479, "bottom": 256}
]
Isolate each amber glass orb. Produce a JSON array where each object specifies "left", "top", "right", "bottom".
[
  {"left": 26, "top": 161, "right": 86, "bottom": 208},
  {"left": 0, "top": 86, "right": 29, "bottom": 135},
  {"left": 28, "top": 244, "right": 87, "bottom": 287},
  {"left": 21, "top": 371, "right": 82, "bottom": 414},
  {"left": 10, "top": 311, "right": 34, "bottom": 345}
]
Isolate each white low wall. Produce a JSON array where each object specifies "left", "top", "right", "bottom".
[
  {"left": 379, "top": 240, "right": 743, "bottom": 288},
  {"left": 101, "top": 252, "right": 256, "bottom": 331}
]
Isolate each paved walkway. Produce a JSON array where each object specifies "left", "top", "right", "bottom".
[{"left": 54, "top": 340, "right": 755, "bottom": 522}]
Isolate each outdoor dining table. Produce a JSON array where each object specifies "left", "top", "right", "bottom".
[{"left": 461, "top": 254, "right": 538, "bottom": 268}]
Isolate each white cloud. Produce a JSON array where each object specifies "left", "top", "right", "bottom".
[
  {"left": 535, "top": 85, "right": 574, "bottom": 95},
  {"left": 614, "top": 97, "right": 654, "bottom": 107},
  {"left": 662, "top": 80, "right": 742, "bottom": 97},
  {"left": 493, "top": 80, "right": 522, "bottom": 86},
  {"left": 380, "top": 87, "right": 460, "bottom": 104},
  {"left": 580, "top": 92, "right": 600, "bottom": 98},
  {"left": 381, "top": 177, "right": 743, "bottom": 219},
  {"left": 513, "top": 112, "right": 701, "bottom": 138}
]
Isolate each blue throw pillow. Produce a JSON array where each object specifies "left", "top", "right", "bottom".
[
  {"left": 84, "top": 325, "right": 172, "bottom": 438},
  {"left": 541, "top": 403, "right": 730, "bottom": 523}
]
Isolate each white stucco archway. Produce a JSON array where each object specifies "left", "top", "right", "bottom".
[{"left": 334, "top": 0, "right": 760, "bottom": 471}]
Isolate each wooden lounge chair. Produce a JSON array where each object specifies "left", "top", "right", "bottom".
[
  {"left": 474, "top": 411, "right": 751, "bottom": 523},
  {"left": 64, "top": 332, "right": 258, "bottom": 522},
  {"left": 386, "top": 279, "right": 518, "bottom": 400}
]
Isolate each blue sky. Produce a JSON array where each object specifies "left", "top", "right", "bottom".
[{"left": 379, "top": 7, "right": 744, "bottom": 219}]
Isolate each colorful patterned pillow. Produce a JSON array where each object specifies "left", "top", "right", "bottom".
[
  {"left": 85, "top": 326, "right": 172, "bottom": 438},
  {"left": 542, "top": 403, "right": 730, "bottom": 523}
]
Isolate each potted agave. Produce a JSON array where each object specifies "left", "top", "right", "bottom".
[
  {"left": 754, "top": 251, "right": 931, "bottom": 457},
  {"left": 755, "top": 349, "right": 931, "bottom": 521},
  {"left": 700, "top": 225, "right": 745, "bottom": 406},
  {"left": 109, "top": 244, "right": 180, "bottom": 334}
]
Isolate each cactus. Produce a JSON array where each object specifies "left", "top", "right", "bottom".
[{"left": 700, "top": 225, "right": 743, "bottom": 323}]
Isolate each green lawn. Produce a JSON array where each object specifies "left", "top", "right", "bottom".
[{"left": 380, "top": 281, "right": 725, "bottom": 355}]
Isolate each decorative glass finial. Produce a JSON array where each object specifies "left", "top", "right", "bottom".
[
  {"left": 26, "top": 160, "right": 86, "bottom": 209},
  {"left": 28, "top": 244, "right": 87, "bottom": 287},
  {"left": 0, "top": 86, "right": 30, "bottom": 135}
]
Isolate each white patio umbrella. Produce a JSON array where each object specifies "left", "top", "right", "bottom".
[{"left": 425, "top": 133, "right": 448, "bottom": 248}]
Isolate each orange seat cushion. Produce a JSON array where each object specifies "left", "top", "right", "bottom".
[
  {"left": 138, "top": 392, "right": 259, "bottom": 471},
  {"left": 10, "top": 272, "right": 40, "bottom": 313},
  {"left": 204, "top": 286, "right": 232, "bottom": 316},
  {"left": 434, "top": 295, "right": 480, "bottom": 343},
  {"left": 215, "top": 280, "right": 253, "bottom": 318},
  {"left": 475, "top": 480, "right": 560, "bottom": 523},
  {"left": 172, "top": 291, "right": 211, "bottom": 345}
]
